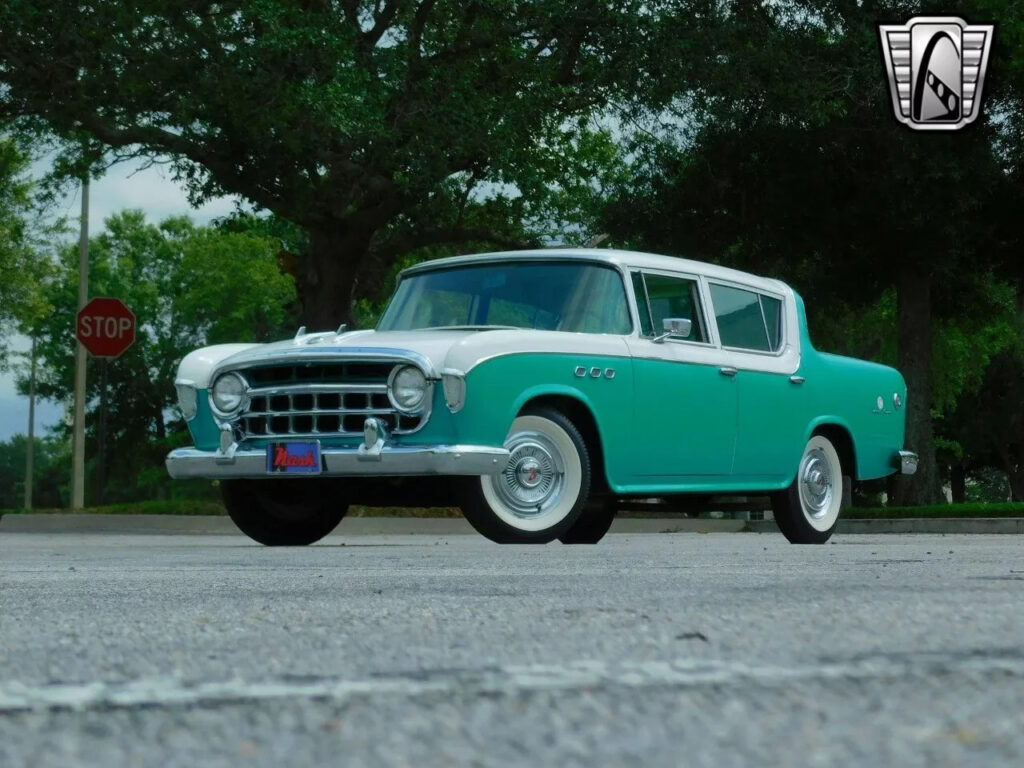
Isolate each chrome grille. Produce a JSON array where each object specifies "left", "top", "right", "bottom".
[
  {"left": 246, "top": 361, "right": 394, "bottom": 386},
  {"left": 231, "top": 362, "right": 427, "bottom": 440}
]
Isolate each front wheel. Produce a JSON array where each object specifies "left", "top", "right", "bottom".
[
  {"left": 460, "top": 408, "right": 591, "bottom": 544},
  {"left": 221, "top": 479, "right": 348, "bottom": 546},
  {"left": 559, "top": 498, "right": 617, "bottom": 544},
  {"left": 771, "top": 435, "right": 843, "bottom": 544}
]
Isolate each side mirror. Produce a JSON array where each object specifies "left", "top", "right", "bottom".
[{"left": 653, "top": 317, "right": 692, "bottom": 343}]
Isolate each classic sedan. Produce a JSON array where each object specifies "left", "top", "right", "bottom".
[{"left": 167, "top": 249, "right": 917, "bottom": 545}]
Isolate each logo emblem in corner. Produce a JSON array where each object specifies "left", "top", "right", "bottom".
[{"left": 878, "top": 17, "right": 994, "bottom": 131}]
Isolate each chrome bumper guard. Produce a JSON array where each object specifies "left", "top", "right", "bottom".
[
  {"left": 895, "top": 450, "right": 919, "bottom": 475},
  {"left": 167, "top": 443, "right": 510, "bottom": 479}
]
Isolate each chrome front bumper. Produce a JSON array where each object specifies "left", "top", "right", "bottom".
[
  {"left": 896, "top": 450, "right": 919, "bottom": 475},
  {"left": 166, "top": 444, "right": 510, "bottom": 480}
]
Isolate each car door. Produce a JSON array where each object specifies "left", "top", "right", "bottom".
[
  {"left": 624, "top": 270, "right": 738, "bottom": 482},
  {"left": 706, "top": 281, "right": 807, "bottom": 482}
]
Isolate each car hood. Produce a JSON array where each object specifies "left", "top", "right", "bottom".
[{"left": 212, "top": 327, "right": 631, "bottom": 380}]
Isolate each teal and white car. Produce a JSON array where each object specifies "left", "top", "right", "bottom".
[{"left": 167, "top": 249, "right": 917, "bottom": 546}]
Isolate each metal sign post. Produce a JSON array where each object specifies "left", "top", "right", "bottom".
[
  {"left": 23, "top": 335, "right": 36, "bottom": 510},
  {"left": 71, "top": 178, "right": 88, "bottom": 510}
]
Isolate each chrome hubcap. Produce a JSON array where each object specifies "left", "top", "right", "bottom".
[
  {"left": 515, "top": 457, "right": 543, "bottom": 488},
  {"left": 799, "top": 448, "right": 834, "bottom": 519},
  {"left": 492, "top": 433, "right": 564, "bottom": 518}
]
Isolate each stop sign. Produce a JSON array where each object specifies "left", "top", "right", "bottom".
[{"left": 76, "top": 297, "right": 136, "bottom": 358}]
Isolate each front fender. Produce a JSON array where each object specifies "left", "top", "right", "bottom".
[{"left": 454, "top": 352, "right": 633, "bottom": 477}]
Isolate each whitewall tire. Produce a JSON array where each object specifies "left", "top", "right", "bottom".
[
  {"left": 772, "top": 434, "right": 843, "bottom": 544},
  {"left": 460, "top": 408, "right": 591, "bottom": 543}
]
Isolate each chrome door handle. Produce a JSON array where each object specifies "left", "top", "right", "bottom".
[
  {"left": 719, "top": 367, "right": 738, "bottom": 377},
  {"left": 789, "top": 375, "right": 805, "bottom": 385}
]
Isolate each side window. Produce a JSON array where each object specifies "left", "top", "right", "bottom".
[
  {"left": 761, "top": 295, "right": 783, "bottom": 350},
  {"left": 709, "top": 284, "right": 784, "bottom": 352},
  {"left": 633, "top": 272, "right": 707, "bottom": 343},
  {"left": 631, "top": 272, "right": 653, "bottom": 337}
]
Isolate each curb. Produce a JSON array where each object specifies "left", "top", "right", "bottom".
[
  {"left": 745, "top": 518, "right": 1024, "bottom": 535},
  {"left": 0, "top": 514, "right": 746, "bottom": 536}
]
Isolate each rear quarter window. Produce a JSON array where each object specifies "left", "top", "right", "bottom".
[{"left": 709, "top": 284, "right": 784, "bottom": 352}]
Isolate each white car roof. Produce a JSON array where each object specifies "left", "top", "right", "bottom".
[{"left": 400, "top": 248, "right": 792, "bottom": 296}]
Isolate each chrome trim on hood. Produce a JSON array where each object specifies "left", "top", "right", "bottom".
[{"left": 210, "top": 346, "right": 439, "bottom": 385}]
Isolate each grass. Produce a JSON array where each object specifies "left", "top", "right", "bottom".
[
  {"left": 844, "top": 502, "right": 1024, "bottom": 519},
  {"left": 4, "top": 501, "right": 1023, "bottom": 519},
  {"left": 1, "top": 500, "right": 228, "bottom": 516}
]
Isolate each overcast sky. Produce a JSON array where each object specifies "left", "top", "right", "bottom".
[{"left": 0, "top": 159, "right": 238, "bottom": 441}]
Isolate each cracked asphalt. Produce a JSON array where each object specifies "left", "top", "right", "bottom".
[{"left": 1, "top": 530, "right": 1023, "bottom": 767}]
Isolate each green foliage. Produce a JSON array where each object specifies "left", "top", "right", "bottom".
[
  {"left": 964, "top": 467, "right": 1013, "bottom": 503},
  {"left": 5, "top": 499, "right": 227, "bottom": 516},
  {"left": 941, "top": 338, "right": 1024, "bottom": 501},
  {"left": 0, "top": 1, "right": 678, "bottom": 324},
  {"left": 844, "top": 502, "right": 1024, "bottom": 520},
  {"left": 0, "top": 137, "right": 54, "bottom": 365},
  {"left": 17, "top": 211, "right": 297, "bottom": 504},
  {"left": 600, "top": 0, "right": 1024, "bottom": 505},
  {"left": 0, "top": 435, "right": 69, "bottom": 510}
]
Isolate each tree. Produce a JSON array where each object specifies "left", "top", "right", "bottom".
[
  {"left": 0, "top": 137, "right": 52, "bottom": 365},
  {"left": 0, "top": 434, "right": 68, "bottom": 510},
  {"left": 0, "top": 0, "right": 675, "bottom": 328},
  {"left": 940, "top": 288, "right": 1024, "bottom": 502},
  {"left": 20, "top": 211, "right": 297, "bottom": 503},
  {"left": 600, "top": 0, "right": 1024, "bottom": 505}
]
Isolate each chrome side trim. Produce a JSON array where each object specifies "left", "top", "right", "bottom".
[
  {"left": 166, "top": 445, "right": 511, "bottom": 478},
  {"left": 896, "top": 450, "right": 919, "bottom": 475}
]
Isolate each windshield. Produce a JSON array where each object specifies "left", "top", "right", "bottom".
[{"left": 377, "top": 261, "right": 633, "bottom": 334}]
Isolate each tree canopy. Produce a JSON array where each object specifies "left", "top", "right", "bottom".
[
  {"left": 0, "top": 137, "right": 52, "bottom": 364},
  {"left": 600, "top": 0, "right": 1024, "bottom": 504},
  {"left": 0, "top": 0, "right": 678, "bottom": 327}
]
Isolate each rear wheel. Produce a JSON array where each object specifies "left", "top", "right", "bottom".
[
  {"left": 771, "top": 435, "right": 843, "bottom": 544},
  {"left": 460, "top": 408, "right": 591, "bottom": 544},
  {"left": 221, "top": 479, "right": 347, "bottom": 546}
]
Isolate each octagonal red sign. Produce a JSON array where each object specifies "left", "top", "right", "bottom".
[{"left": 76, "top": 297, "right": 136, "bottom": 358}]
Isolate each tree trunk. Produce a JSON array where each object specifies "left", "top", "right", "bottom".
[
  {"left": 300, "top": 225, "right": 372, "bottom": 329},
  {"left": 892, "top": 268, "right": 942, "bottom": 506},
  {"left": 1007, "top": 446, "right": 1024, "bottom": 502},
  {"left": 950, "top": 463, "right": 966, "bottom": 504},
  {"left": 1010, "top": 471, "right": 1024, "bottom": 503}
]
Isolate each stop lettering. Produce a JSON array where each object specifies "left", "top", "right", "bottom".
[{"left": 76, "top": 297, "right": 136, "bottom": 358}]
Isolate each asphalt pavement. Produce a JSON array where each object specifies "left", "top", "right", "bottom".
[{"left": 2, "top": 530, "right": 1023, "bottom": 767}]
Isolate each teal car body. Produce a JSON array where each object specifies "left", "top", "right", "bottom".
[{"left": 167, "top": 249, "right": 913, "bottom": 510}]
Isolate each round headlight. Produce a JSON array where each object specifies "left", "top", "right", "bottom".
[
  {"left": 388, "top": 365, "right": 428, "bottom": 412},
  {"left": 211, "top": 372, "right": 247, "bottom": 415}
]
